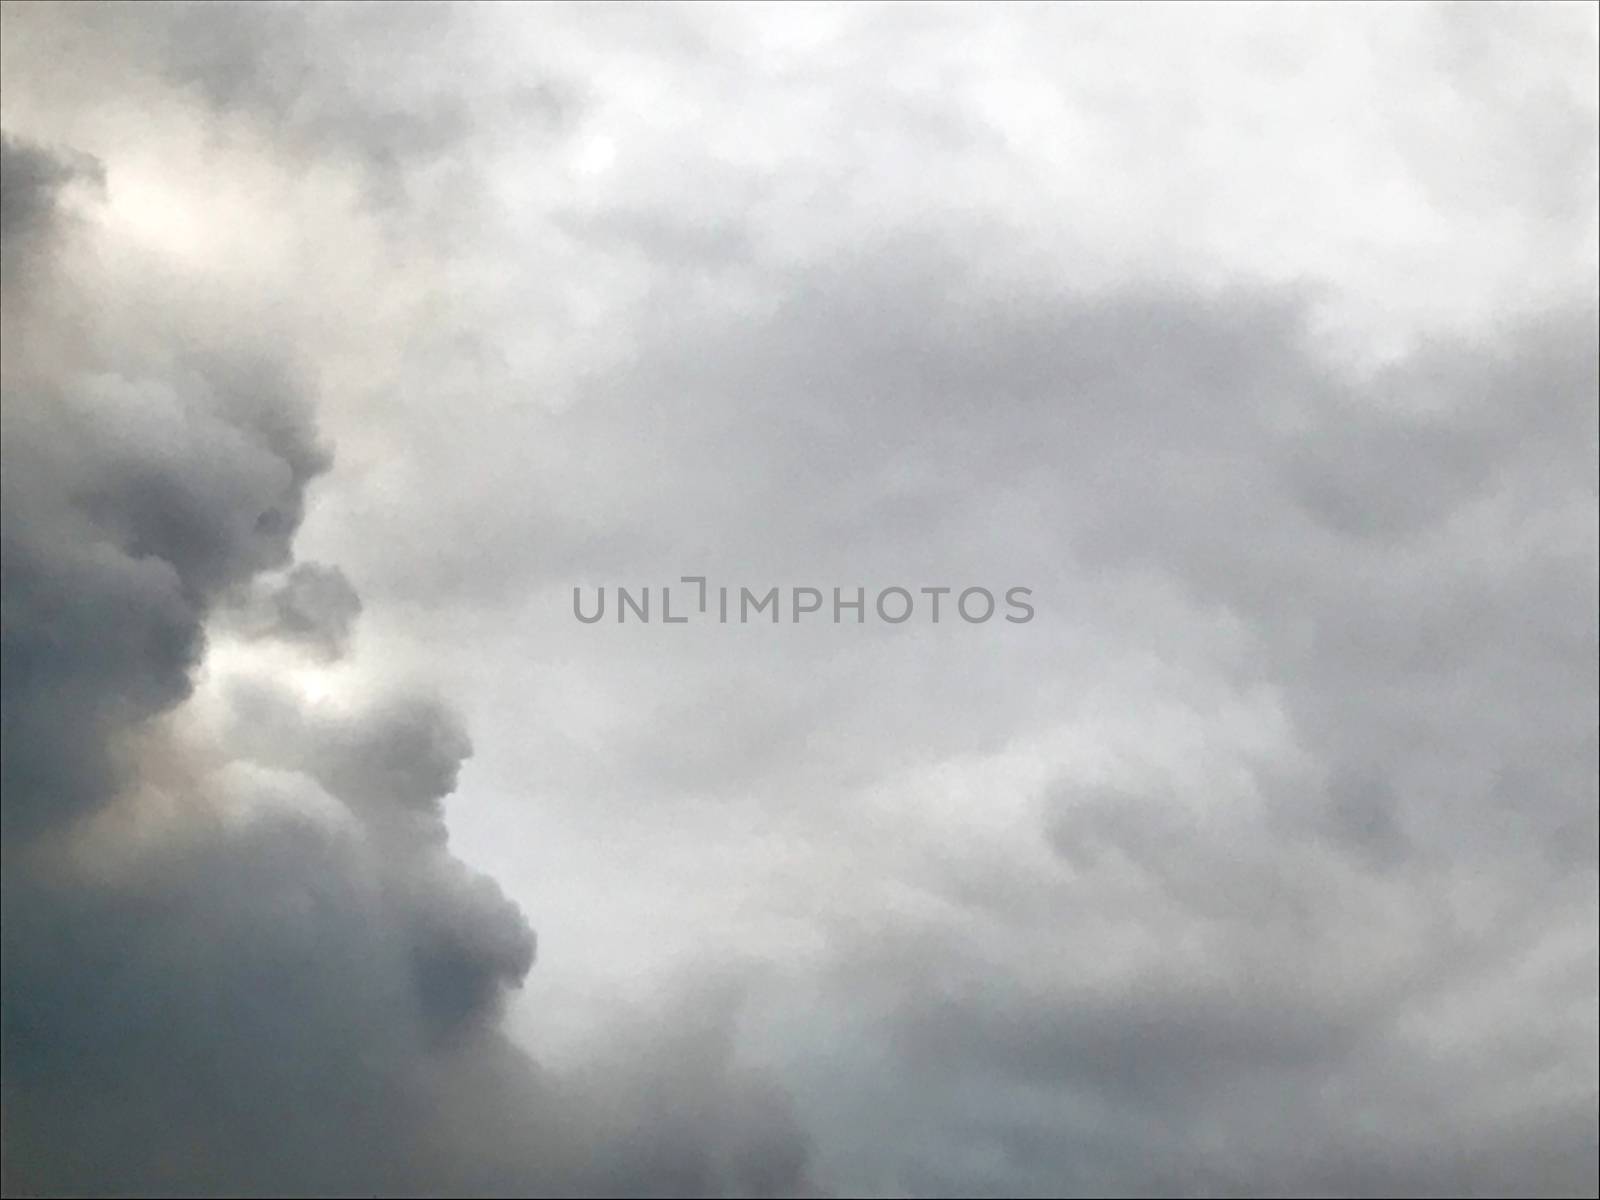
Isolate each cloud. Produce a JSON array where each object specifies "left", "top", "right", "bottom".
[
  {"left": 0, "top": 133, "right": 103, "bottom": 272},
  {"left": 1, "top": 4, "right": 1595, "bottom": 1197},
  {"left": 0, "top": 128, "right": 812, "bottom": 1197},
  {"left": 237, "top": 562, "right": 364, "bottom": 660},
  {"left": 0, "top": 130, "right": 329, "bottom": 841}
]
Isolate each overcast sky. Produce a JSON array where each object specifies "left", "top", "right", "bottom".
[{"left": 2, "top": 3, "right": 1597, "bottom": 1196}]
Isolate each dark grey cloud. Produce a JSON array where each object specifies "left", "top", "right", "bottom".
[
  {"left": 0, "top": 129, "right": 811, "bottom": 1197},
  {"left": 0, "top": 133, "right": 102, "bottom": 252},
  {"left": 0, "top": 131, "right": 328, "bottom": 841},
  {"left": 236, "top": 562, "right": 364, "bottom": 659}
]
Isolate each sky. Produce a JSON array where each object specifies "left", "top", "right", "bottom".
[{"left": 1, "top": 2, "right": 1597, "bottom": 1196}]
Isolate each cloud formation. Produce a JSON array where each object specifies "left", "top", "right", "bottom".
[
  {"left": 1, "top": 3, "right": 1595, "bottom": 1197},
  {"left": 0, "top": 125, "right": 811, "bottom": 1197}
]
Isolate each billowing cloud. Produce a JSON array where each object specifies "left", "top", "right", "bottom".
[
  {"left": 0, "top": 126, "right": 811, "bottom": 1197},
  {"left": 235, "top": 562, "right": 363, "bottom": 660},
  {"left": 1, "top": 4, "right": 1595, "bottom": 1198}
]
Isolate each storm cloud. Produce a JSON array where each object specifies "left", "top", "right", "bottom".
[
  {"left": 0, "top": 117, "right": 809, "bottom": 1200},
  {"left": 1, "top": 3, "right": 1595, "bottom": 1198}
]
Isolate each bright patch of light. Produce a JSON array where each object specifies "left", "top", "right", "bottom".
[
  {"left": 196, "top": 636, "right": 362, "bottom": 713},
  {"left": 574, "top": 135, "right": 617, "bottom": 177}
]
